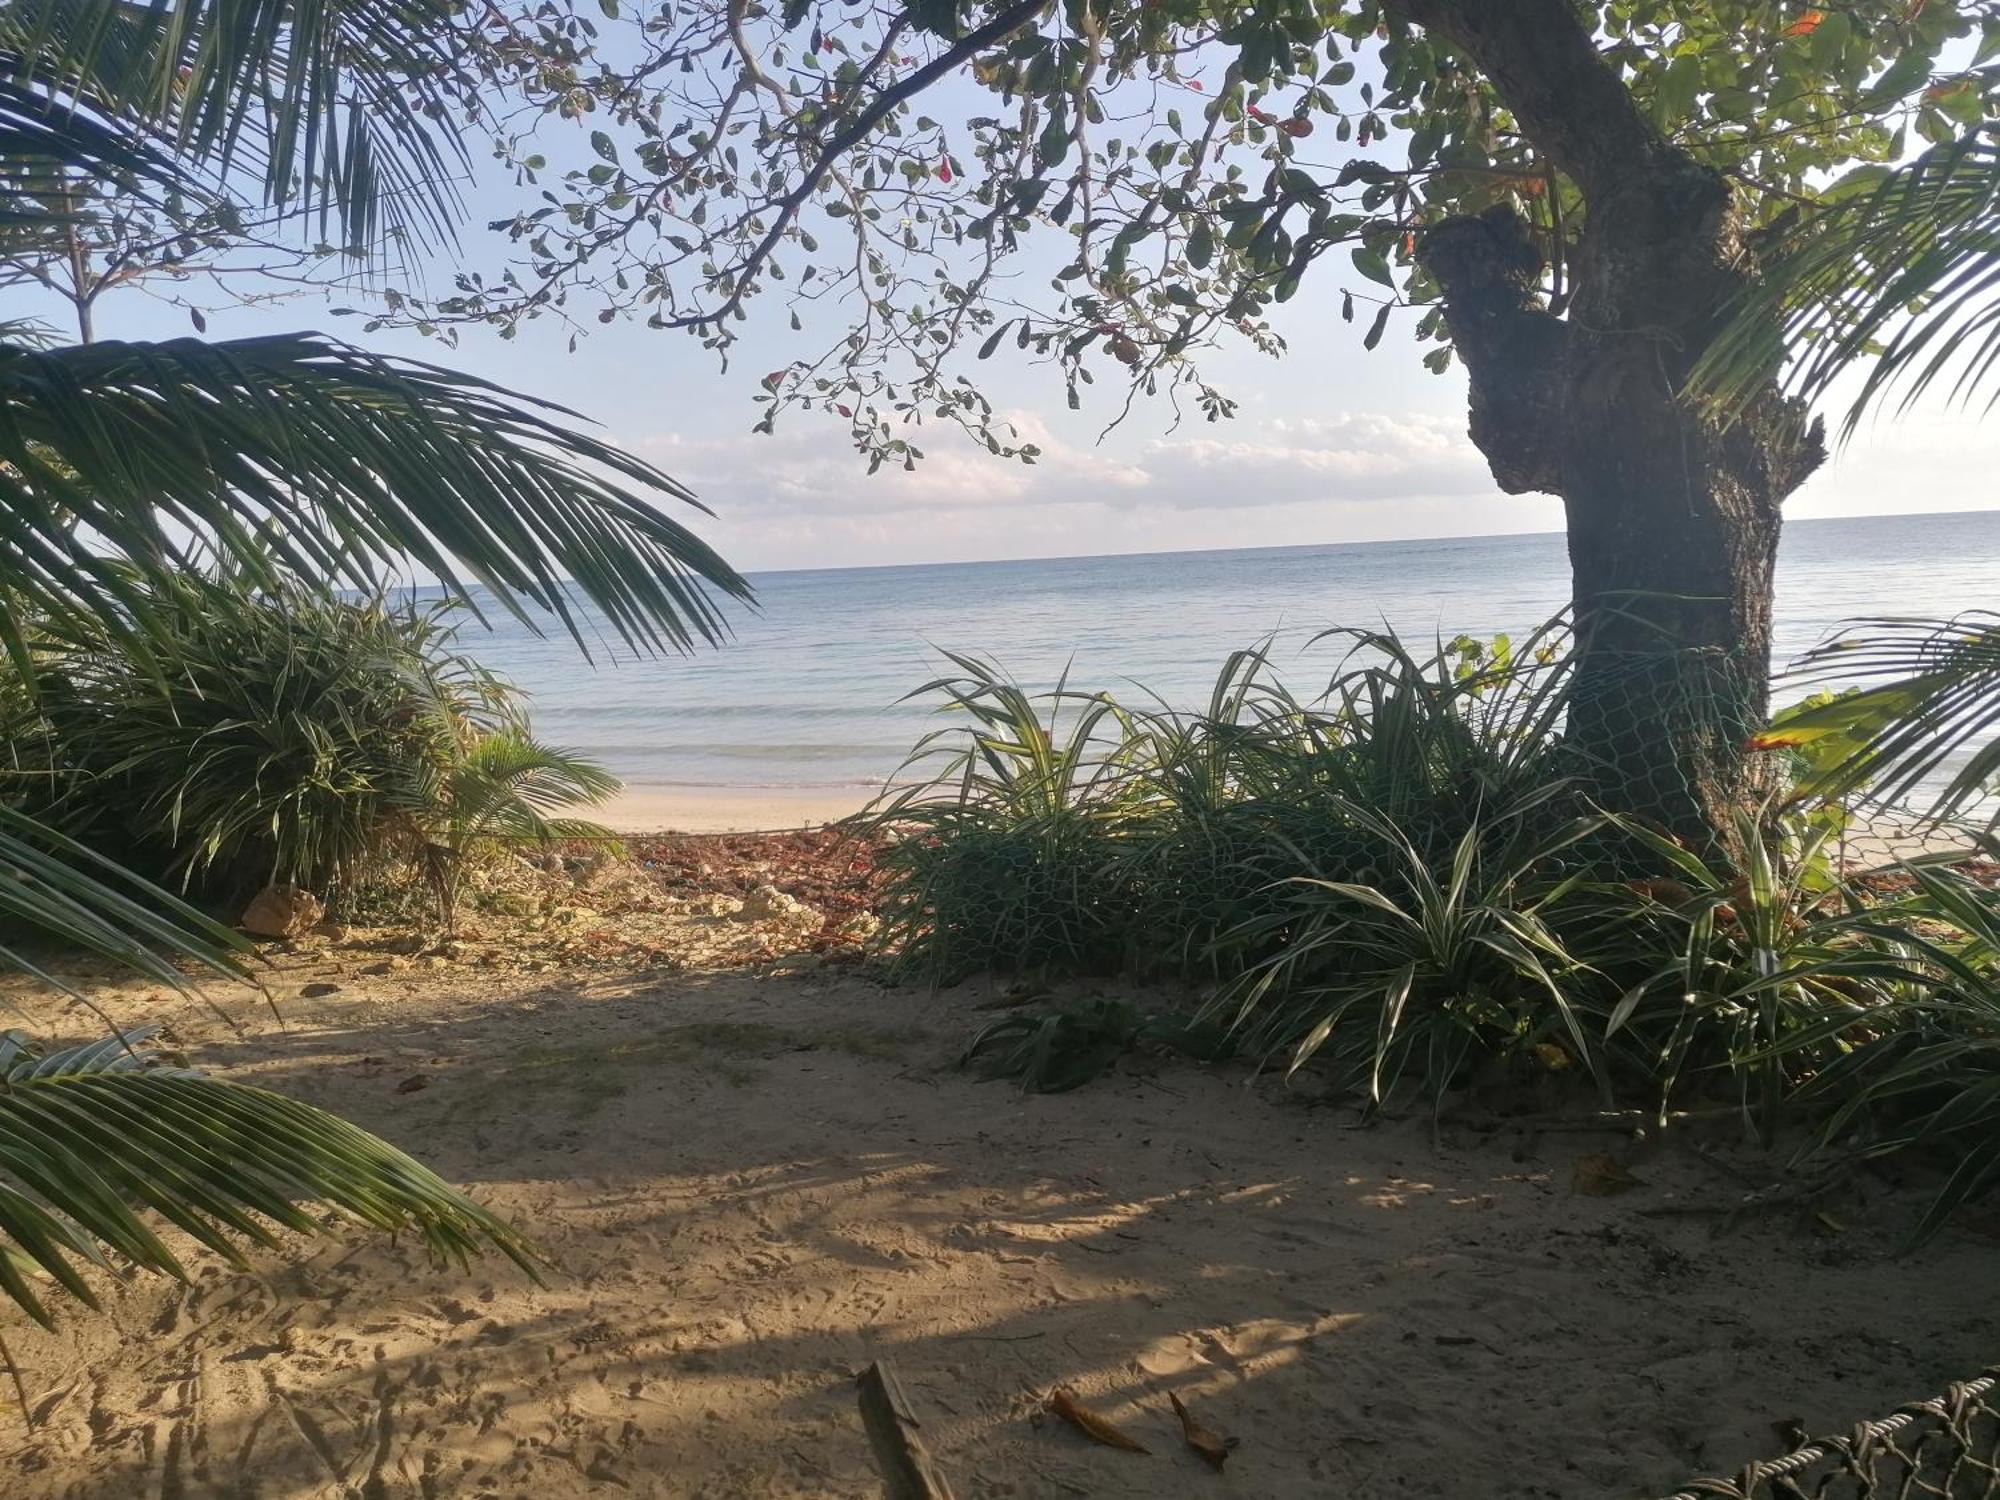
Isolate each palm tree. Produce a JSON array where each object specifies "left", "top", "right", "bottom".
[
  {"left": 0, "top": 0, "right": 749, "bottom": 1323},
  {"left": 399, "top": 729, "right": 623, "bottom": 935},
  {"left": 1701, "top": 126, "right": 2000, "bottom": 830}
]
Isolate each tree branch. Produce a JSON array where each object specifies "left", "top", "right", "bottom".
[
  {"left": 1416, "top": 205, "right": 1567, "bottom": 495},
  {"left": 1388, "top": 0, "right": 1665, "bottom": 199},
  {"left": 661, "top": 0, "right": 1052, "bottom": 332}
]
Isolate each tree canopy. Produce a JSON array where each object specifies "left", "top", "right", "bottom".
[{"left": 412, "top": 0, "right": 2000, "bottom": 469}]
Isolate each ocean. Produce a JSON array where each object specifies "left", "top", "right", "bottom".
[{"left": 461, "top": 511, "right": 1998, "bottom": 800}]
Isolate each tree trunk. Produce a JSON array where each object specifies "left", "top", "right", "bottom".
[
  {"left": 1400, "top": 0, "right": 1826, "bottom": 852},
  {"left": 1557, "top": 361, "right": 1798, "bottom": 849}
]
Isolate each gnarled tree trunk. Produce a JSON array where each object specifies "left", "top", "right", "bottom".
[{"left": 1401, "top": 0, "right": 1825, "bottom": 851}]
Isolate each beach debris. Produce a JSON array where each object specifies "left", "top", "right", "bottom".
[
  {"left": 855, "top": 1360, "right": 956, "bottom": 1499},
  {"left": 734, "top": 884, "right": 824, "bottom": 931},
  {"left": 833, "top": 911, "right": 882, "bottom": 944},
  {"left": 1046, "top": 1386, "right": 1150, "bottom": 1454},
  {"left": 240, "top": 884, "right": 324, "bottom": 939},
  {"left": 1168, "top": 1390, "right": 1237, "bottom": 1471},
  {"left": 681, "top": 892, "right": 745, "bottom": 918},
  {"left": 1572, "top": 1153, "right": 1643, "bottom": 1197},
  {"left": 395, "top": 1073, "right": 432, "bottom": 1094}
]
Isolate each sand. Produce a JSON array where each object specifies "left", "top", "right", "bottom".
[
  {"left": 601, "top": 786, "right": 867, "bottom": 834},
  {"left": 597, "top": 784, "right": 1992, "bottom": 864},
  {"left": 5, "top": 928, "right": 1999, "bottom": 1500}
]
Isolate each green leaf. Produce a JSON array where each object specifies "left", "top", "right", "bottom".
[
  {"left": 1362, "top": 301, "right": 1391, "bottom": 349},
  {"left": 0, "top": 1029, "right": 539, "bottom": 1327},
  {"left": 1655, "top": 52, "right": 1703, "bottom": 123},
  {"left": 1188, "top": 221, "right": 1214, "bottom": 270},
  {"left": 0, "top": 335, "right": 750, "bottom": 662},
  {"left": 1351, "top": 246, "right": 1394, "bottom": 287}
]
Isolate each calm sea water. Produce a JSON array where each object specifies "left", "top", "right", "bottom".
[{"left": 458, "top": 512, "right": 1999, "bottom": 797}]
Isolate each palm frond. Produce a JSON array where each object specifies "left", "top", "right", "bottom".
[
  {"left": 0, "top": 332, "right": 751, "bottom": 663},
  {"left": 0, "top": 74, "right": 190, "bottom": 225},
  {"left": 1763, "top": 612, "right": 2000, "bottom": 828},
  {"left": 3, "top": 0, "right": 473, "bottom": 252},
  {"left": 0, "top": 1025, "right": 537, "bottom": 1326},
  {"left": 1700, "top": 130, "right": 2000, "bottom": 432},
  {"left": 0, "top": 807, "right": 247, "bottom": 997}
]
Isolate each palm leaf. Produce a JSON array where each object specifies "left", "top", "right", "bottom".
[
  {"left": 1700, "top": 130, "right": 2000, "bottom": 433},
  {"left": 0, "top": 332, "right": 751, "bottom": 664},
  {"left": 0, "top": 1025, "right": 538, "bottom": 1326},
  {"left": 3, "top": 0, "right": 472, "bottom": 252},
  {"left": 1765, "top": 613, "right": 2000, "bottom": 828},
  {"left": 0, "top": 806, "right": 248, "bottom": 996},
  {"left": 0, "top": 74, "right": 190, "bottom": 225}
]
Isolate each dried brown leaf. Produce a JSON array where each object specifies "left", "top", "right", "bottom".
[
  {"left": 1168, "top": 1390, "right": 1236, "bottom": 1471},
  {"left": 1047, "top": 1387, "right": 1149, "bottom": 1455}
]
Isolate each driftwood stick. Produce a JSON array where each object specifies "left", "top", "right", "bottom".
[{"left": 856, "top": 1360, "right": 956, "bottom": 1500}]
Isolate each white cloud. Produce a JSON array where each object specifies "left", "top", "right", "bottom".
[
  {"left": 635, "top": 405, "right": 1495, "bottom": 527},
  {"left": 1127, "top": 411, "right": 1490, "bottom": 509}
]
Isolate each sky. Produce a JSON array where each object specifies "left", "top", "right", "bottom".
[{"left": 42, "top": 78, "right": 2000, "bottom": 577}]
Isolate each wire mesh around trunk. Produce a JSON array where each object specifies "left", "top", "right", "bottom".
[{"left": 1658, "top": 1368, "right": 2000, "bottom": 1499}]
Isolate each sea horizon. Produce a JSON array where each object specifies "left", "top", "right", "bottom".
[
  {"left": 718, "top": 505, "right": 1991, "bottom": 582},
  {"left": 448, "top": 509, "right": 2000, "bottom": 820}
]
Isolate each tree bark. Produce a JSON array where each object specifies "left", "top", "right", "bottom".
[{"left": 1401, "top": 0, "right": 1826, "bottom": 851}]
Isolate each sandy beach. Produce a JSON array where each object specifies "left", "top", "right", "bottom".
[
  {"left": 602, "top": 786, "right": 868, "bottom": 834},
  {"left": 4, "top": 840, "right": 1997, "bottom": 1500}
]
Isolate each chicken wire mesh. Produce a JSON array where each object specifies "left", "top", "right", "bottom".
[{"left": 1658, "top": 1368, "right": 2000, "bottom": 1500}]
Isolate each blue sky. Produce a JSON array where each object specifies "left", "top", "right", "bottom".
[{"left": 49, "top": 107, "right": 2000, "bottom": 576}]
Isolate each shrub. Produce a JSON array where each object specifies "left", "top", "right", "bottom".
[
  {"left": 398, "top": 729, "right": 620, "bottom": 933},
  {"left": 871, "top": 623, "right": 2000, "bottom": 1236},
  {"left": 871, "top": 626, "right": 1578, "bottom": 985},
  {"left": 1784, "top": 860, "right": 2000, "bottom": 1240},
  {"left": 1208, "top": 785, "right": 1608, "bottom": 1108},
  {"left": 871, "top": 652, "right": 1135, "bottom": 981},
  {"left": 2, "top": 572, "right": 614, "bottom": 920}
]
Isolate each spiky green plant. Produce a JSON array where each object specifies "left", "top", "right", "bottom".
[
  {"left": 1208, "top": 787, "right": 1605, "bottom": 1108},
  {"left": 1574, "top": 808, "right": 1916, "bottom": 1136},
  {"left": 871, "top": 625, "right": 1578, "bottom": 985},
  {"left": 1784, "top": 860, "right": 2000, "bottom": 1243},
  {"left": 870, "top": 652, "right": 1136, "bottom": 982},
  {"left": 5, "top": 574, "right": 520, "bottom": 903}
]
